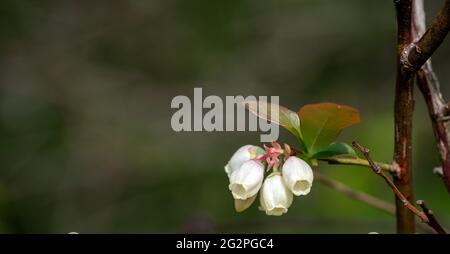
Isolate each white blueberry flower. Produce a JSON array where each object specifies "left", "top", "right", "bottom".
[
  {"left": 281, "top": 156, "right": 314, "bottom": 196},
  {"left": 228, "top": 160, "right": 264, "bottom": 200},
  {"left": 260, "top": 172, "right": 293, "bottom": 216},
  {"left": 224, "top": 145, "right": 264, "bottom": 177}
]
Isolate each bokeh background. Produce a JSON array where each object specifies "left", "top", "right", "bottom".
[{"left": 1, "top": 0, "right": 450, "bottom": 233}]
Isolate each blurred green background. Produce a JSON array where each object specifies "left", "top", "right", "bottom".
[{"left": 0, "top": 0, "right": 449, "bottom": 233}]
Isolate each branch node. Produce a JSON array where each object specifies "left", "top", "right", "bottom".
[
  {"left": 438, "top": 115, "right": 450, "bottom": 122},
  {"left": 391, "top": 162, "right": 402, "bottom": 177},
  {"left": 400, "top": 43, "right": 416, "bottom": 72},
  {"left": 445, "top": 103, "right": 450, "bottom": 114},
  {"left": 433, "top": 167, "right": 444, "bottom": 177},
  {"left": 402, "top": 199, "right": 409, "bottom": 206}
]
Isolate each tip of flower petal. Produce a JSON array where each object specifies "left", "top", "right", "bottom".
[
  {"left": 224, "top": 164, "right": 231, "bottom": 176},
  {"left": 266, "top": 206, "right": 288, "bottom": 216},
  {"left": 229, "top": 183, "right": 248, "bottom": 200},
  {"left": 292, "top": 180, "right": 312, "bottom": 196}
]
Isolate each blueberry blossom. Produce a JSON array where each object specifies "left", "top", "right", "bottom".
[
  {"left": 224, "top": 145, "right": 264, "bottom": 177},
  {"left": 282, "top": 156, "right": 314, "bottom": 196},
  {"left": 228, "top": 160, "right": 265, "bottom": 200},
  {"left": 259, "top": 172, "right": 293, "bottom": 216}
]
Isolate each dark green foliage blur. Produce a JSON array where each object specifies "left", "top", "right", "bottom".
[{"left": 0, "top": 0, "right": 449, "bottom": 233}]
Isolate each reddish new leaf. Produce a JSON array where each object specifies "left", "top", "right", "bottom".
[{"left": 244, "top": 100, "right": 301, "bottom": 139}]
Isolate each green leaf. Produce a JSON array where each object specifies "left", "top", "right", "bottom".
[
  {"left": 244, "top": 100, "right": 302, "bottom": 139},
  {"left": 298, "top": 102, "right": 360, "bottom": 154},
  {"left": 311, "top": 142, "right": 357, "bottom": 159}
]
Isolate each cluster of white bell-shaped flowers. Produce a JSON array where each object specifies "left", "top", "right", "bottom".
[{"left": 224, "top": 144, "right": 314, "bottom": 216}]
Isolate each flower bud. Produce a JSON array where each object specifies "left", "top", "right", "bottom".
[
  {"left": 228, "top": 160, "right": 264, "bottom": 200},
  {"left": 260, "top": 172, "right": 293, "bottom": 216},
  {"left": 282, "top": 156, "right": 314, "bottom": 196},
  {"left": 234, "top": 194, "right": 257, "bottom": 212},
  {"left": 224, "top": 145, "right": 264, "bottom": 177}
]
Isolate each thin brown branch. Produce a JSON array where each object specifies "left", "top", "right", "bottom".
[
  {"left": 413, "top": 0, "right": 450, "bottom": 194},
  {"left": 352, "top": 141, "right": 428, "bottom": 221},
  {"left": 352, "top": 141, "right": 447, "bottom": 234},
  {"left": 401, "top": 0, "right": 450, "bottom": 72},
  {"left": 417, "top": 200, "right": 447, "bottom": 234},
  {"left": 315, "top": 171, "right": 434, "bottom": 233},
  {"left": 314, "top": 171, "right": 395, "bottom": 214},
  {"left": 394, "top": 0, "right": 416, "bottom": 233},
  {"left": 417, "top": 67, "right": 450, "bottom": 193}
]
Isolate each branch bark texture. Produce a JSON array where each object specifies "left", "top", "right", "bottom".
[
  {"left": 413, "top": 0, "right": 450, "bottom": 194},
  {"left": 402, "top": 0, "right": 450, "bottom": 72},
  {"left": 394, "top": 0, "right": 416, "bottom": 234}
]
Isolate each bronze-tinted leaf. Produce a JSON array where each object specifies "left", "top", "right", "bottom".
[
  {"left": 244, "top": 100, "right": 301, "bottom": 139},
  {"left": 298, "top": 102, "right": 360, "bottom": 154}
]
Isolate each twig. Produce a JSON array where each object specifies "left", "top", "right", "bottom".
[
  {"left": 352, "top": 141, "right": 428, "bottom": 221},
  {"left": 318, "top": 157, "right": 399, "bottom": 175},
  {"left": 352, "top": 141, "right": 447, "bottom": 234},
  {"left": 315, "top": 172, "right": 434, "bottom": 233},
  {"left": 314, "top": 171, "right": 395, "bottom": 214},
  {"left": 401, "top": 0, "right": 450, "bottom": 72},
  {"left": 413, "top": 0, "right": 450, "bottom": 194},
  {"left": 290, "top": 147, "right": 399, "bottom": 174},
  {"left": 417, "top": 65, "right": 450, "bottom": 193},
  {"left": 417, "top": 200, "right": 447, "bottom": 234}
]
